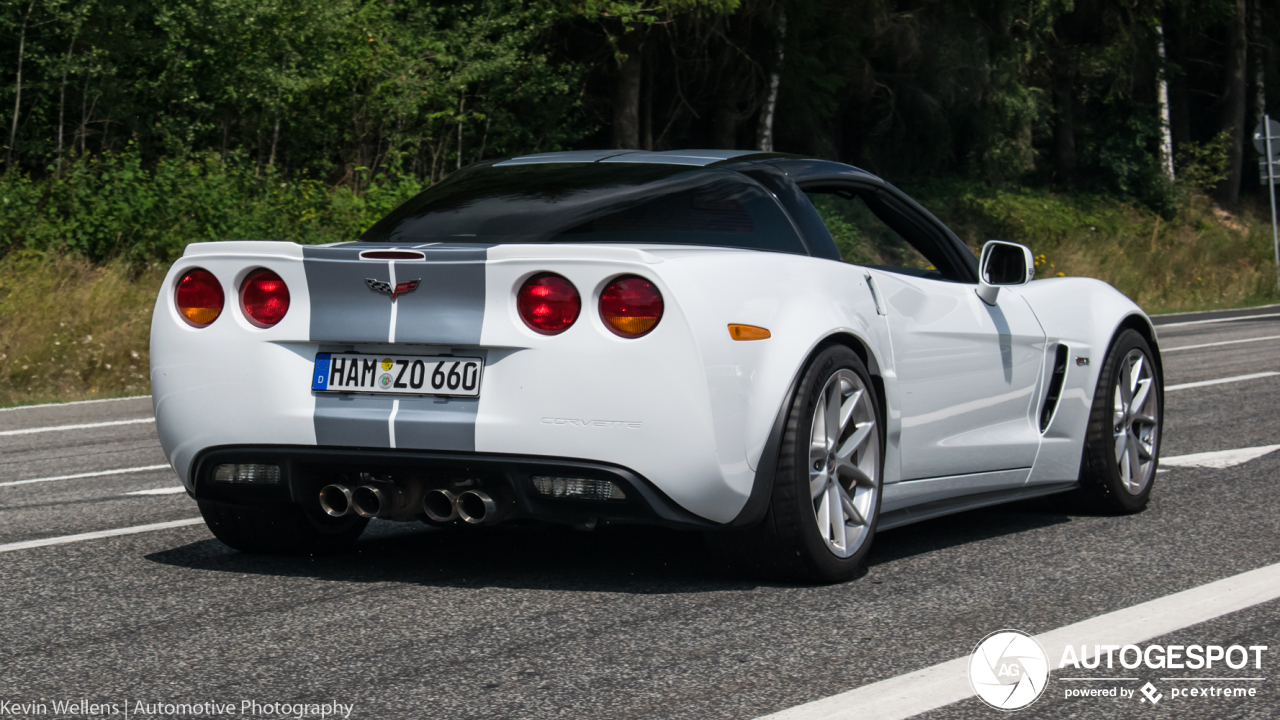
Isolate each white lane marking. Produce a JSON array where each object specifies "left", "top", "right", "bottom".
[
  {"left": 1160, "top": 445, "right": 1280, "bottom": 469},
  {"left": 1162, "top": 334, "right": 1280, "bottom": 352},
  {"left": 388, "top": 398, "right": 400, "bottom": 449},
  {"left": 1166, "top": 371, "right": 1280, "bottom": 391},
  {"left": 1157, "top": 311, "right": 1280, "bottom": 328},
  {"left": 756, "top": 561, "right": 1280, "bottom": 720},
  {"left": 0, "top": 465, "right": 170, "bottom": 488},
  {"left": 0, "top": 394, "right": 152, "bottom": 412},
  {"left": 0, "top": 518, "right": 204, "bottom": 554},
  {"left": 0, "top": 417, "right": 154, "bottom": 437},
  {"left": 387, "top": 260, "right": 398, "bottom": 343},
  {"left": 124, "top": 486, "right": 186, "bottom": 496}
]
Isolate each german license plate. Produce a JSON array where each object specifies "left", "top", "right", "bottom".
[{"left": 312, "top": 353, "right": 483, "bottom": 397}]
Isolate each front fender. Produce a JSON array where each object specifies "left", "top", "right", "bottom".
[{"left": 1014, "top": 277, "right": 1155, "bottom": 485}]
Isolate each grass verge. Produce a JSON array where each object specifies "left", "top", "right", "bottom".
[{"left": 0, "top": 252, "right": 163, "bottom": 407}]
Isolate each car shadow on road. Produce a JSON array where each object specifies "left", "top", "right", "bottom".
[
  {"left": 867, "top": 501, "right": 1073, "bottom": 568},
  {"left": 145, "top": 502, "right": 1073, "bottom": 593},
  {"left": 145, "top": 522, "right": 758, "bottom": 594}
]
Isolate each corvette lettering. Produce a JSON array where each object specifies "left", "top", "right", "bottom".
[{"left": 541, "top": 418, "right": 642, "bottom": 428}]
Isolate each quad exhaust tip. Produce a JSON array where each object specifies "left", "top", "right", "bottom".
[
  {"left": 456, "top": 490, "right": 496, "bottom": 525},
  {"left": 422, "top": 489, "right": 460, "bottom": 523},
  {"left": 319, "top": 484, "right": 353, "bottom": 517},
  {"left": 352, "top": 484, "right": 390, "bottom": 519}
]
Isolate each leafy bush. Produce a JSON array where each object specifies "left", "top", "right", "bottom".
[{"left": 0, "top": 149, "right": 424, "bottom": 263}]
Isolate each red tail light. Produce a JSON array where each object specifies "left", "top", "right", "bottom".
[
  {"left": 599, "top": 275, "right": 663, "bottom": 338},
  {"left": 240, "top": 269, "right": 290, "bottom": 327},
  {"left": 174, "top": 268, "right": 224, "bottom": 327},
  {"left": 517, "top": 273, "right": 580, "bottom": 335}
]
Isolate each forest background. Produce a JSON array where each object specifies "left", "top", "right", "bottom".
[{"left": 1, "top": 0, "right": 1278, "bottom": 404}]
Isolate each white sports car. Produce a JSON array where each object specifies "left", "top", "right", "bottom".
[{"left": 150, "top": 150, "right": 1163, "bottom": 581}]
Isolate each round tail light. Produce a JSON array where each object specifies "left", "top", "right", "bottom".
[
  {"left": 517, "top": 273, "right": 581, "bottom": 335},
  {"left": 599, "top": 275, "right": 663, "bottom": 338},
  {"left": 240, "top": 269, "right": 290, "bottom": 327},
  {"left": 174, "top": 268, "right": 224, "bottom": 327}
]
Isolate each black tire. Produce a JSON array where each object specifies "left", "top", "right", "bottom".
[
  {"left": 197, "top": 499, "right": 367, "bottom": 555},
  {"left": 711, "top": 345, "right": 884, "bottom": 583},
  {"left": 1078, "top": 328, "right": 1162, "bottom": 514}
]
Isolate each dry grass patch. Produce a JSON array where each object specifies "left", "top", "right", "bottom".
[{"left": 0, "top": 253, "right": 164, "bottom": 407}]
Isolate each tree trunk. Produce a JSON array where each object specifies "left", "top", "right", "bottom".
[
  {"left": 1156, "top": 24, "right": 1174, "bottom": 181},
  {"left": 612, "top": 31, "right": 643, "bottom": 149},
  {"left": 56, "top": 34, "right": 76, "bottom": 178},
  {"left": 6, "top": 0, "right": 35, "bottom": 169},
  {"left": 643, "top": 53, "right": 653, "bottom": 151},
  {"left": 1052, "top": 73, "right": 1077, "bottom": 187},
  {"left": 1253, "top": 0, "right": 1267, "bottom": 128},
  {"left": 457, "top": 93, "right": 465, "bottom": 170},
  {"left": 1217, "top": 0, "right": 1249, "bottom": 208},
  {"left": 756, "top": 9, "right": 786, "bottom": 152},
  {"left": 1167, "top": 14, "right": 1192, "bottom": 147}
]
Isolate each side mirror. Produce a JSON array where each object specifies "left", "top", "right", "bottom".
[{"left": 976, "top": 240, "right": 1035, "bottom": 305}]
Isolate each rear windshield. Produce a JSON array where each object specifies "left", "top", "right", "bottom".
[{"left": 361, "top": 163, "right": 809, "bottom": 254}]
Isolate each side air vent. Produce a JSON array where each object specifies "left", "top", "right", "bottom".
[{"left": 1040, "top": 344, "right": 1070, "bottom": 432}]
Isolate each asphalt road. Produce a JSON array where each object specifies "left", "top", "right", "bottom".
[{"left": 2, "top": 306, "right": 1279, "bottom": 719}]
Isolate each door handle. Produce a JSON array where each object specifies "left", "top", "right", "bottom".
[{"left": 864, "top": 273, "right": 887, "bottom": 316}]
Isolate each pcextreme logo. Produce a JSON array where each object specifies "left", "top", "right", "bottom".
[{"left": 968, "top": 630, "right": 1050, "bottom": 710}]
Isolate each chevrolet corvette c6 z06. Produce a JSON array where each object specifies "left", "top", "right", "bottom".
[{"left": 150, "top": 149, "right": 1163, "bottom": 581}]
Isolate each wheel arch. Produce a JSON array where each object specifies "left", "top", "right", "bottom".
[
  {"left": 728, "top": 329, "right": 884, "bottom": 527},
  {"left": 1115, "top": 312, "right": 1164, "bottom": 385}
]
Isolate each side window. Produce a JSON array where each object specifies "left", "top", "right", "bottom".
[{"left": 805, "top": 191, "right": 941, "bottom": 279}]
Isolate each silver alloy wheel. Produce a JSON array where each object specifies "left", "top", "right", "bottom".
[
  {"left": 1113, "top": 348, "right": 1159, "bottom": 495},
  {"left": 809, "top": 369, "right": 880, "bottom": 558}
]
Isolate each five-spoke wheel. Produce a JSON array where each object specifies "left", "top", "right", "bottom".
[
  {"left": 808, "top": 368, "right": 880, "bottom": 558},
  {"left": 1081, "top": 328, "right": 1162, "bottom": 513},
  {"left": 1112, "top": 348, "right": 1160, "bottom": 495}
]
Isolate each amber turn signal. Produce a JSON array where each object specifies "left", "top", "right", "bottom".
[{"left": 728, "top": 324, "right": 771, "bottom": 341}]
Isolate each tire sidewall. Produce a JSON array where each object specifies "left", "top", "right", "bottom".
[
  {"left": 778, "top": 345, "right": 885, "bottom": 580},
  {"left": 1086, "top": 329, "right": 1162, "bottom": 512}
]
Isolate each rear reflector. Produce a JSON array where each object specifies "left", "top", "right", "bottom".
[
  {"left": 174, "top": 268, "right": 224, "bottom": 327},
  {"left": 531, "top": 476, "right": 626, "bottom": 501},
  {"left": 728, "top": 324, "right": 771, "bottom": 341},
  {"left": 213, "top": 463, "right": 281, "bottom": 484}
]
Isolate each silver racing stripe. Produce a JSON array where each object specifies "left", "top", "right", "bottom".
[
  {"left": 391, "top": 245, "right": 487, "bottom": 344},
  {"left": 314, "top": 394, "right": 393, "bottom": 447},
  {"left": 303, "top": 243, "right": 492, "bottom": 451}
]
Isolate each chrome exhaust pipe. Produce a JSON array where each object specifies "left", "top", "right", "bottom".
[
  {"left": 351, "top": 481, "right": 421, "bottom": 520},
  {"left": 319, "top": 484, "right": 353, "bottom": 517},
  {"left": 456, "top": 490, "right": 497, "bottom": 525},
  {"left": 422, "top": 489, "right": 459, "bottom": 523}
]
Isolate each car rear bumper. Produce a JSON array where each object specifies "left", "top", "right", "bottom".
[{"left": 189, "top": 445, "right": 720, "bottom": 530}]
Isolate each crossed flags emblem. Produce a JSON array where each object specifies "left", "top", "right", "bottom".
[{"left": 365, "top": 277, "right": 421, "bottom": 301}]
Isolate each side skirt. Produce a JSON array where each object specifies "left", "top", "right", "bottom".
[{"left": 878, "top": 481, "right": 1079, "bottom": 531}]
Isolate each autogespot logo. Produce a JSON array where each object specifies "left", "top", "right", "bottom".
[{"left": 969, "top": 630, "right": 1050, "bottom": 711}]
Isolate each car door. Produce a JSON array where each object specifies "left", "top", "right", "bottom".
[{"left": 802, "top": 185, "right": 1046, "bottom": 483}]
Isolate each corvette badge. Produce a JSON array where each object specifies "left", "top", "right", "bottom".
[{"left": 366, "top": 277, "right": 421, "bottom": 301}]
